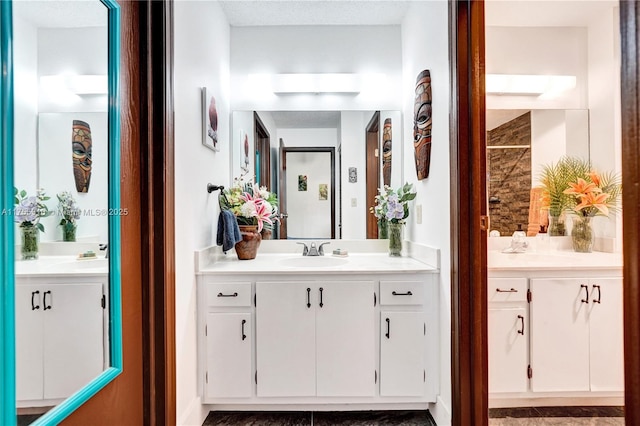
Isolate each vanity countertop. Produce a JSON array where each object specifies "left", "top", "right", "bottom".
[
  {"left": 15, "top": 255, "right": 109, "bottom": 278},
  {"left": 197, "top": 252, "right": 437, "bottom": 275},
  {"left": 488, "top": 250, "right": 622, "bottom": 272}
]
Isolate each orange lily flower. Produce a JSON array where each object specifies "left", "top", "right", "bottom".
[
  {"left": 588, "top": 171, "right": 602, "bottom": 187},
  {"left": 575, "top": 191, "right": 610, "bottom": 216},
  {"left": 563, "top": 177, "right": 601, "bottom": 196}
]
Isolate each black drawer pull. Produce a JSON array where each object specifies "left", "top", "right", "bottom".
[
  {"left": 392, "top": 291, "right": 413, "bottom": 296},
  {"left": 241, "top": 319, "right": 247, "bottom": 341},
  {"left": 319, "top": 287, "right": 324, "bottom": 308},
  {"left": 592, "top": 284, "right": 601, "bottom": 304},
  {"left": 43, "top": 291, "right": 52, "bottom": 310},
  {"left": 581, "top": 284, "right": 589, "bottom": 303},
  {"left": 217, "top": 292, "right": 238, "bottom": 298},
  {"left": 517, "top": 315, "right": 524, "bottom": 335},
  {"left": 306, "top": 288, "right": 311, "bottom": 308},
  {"left": 496, "top": 288, "right": 517, "bottom": 293},
  {"left": 31, "top": 290, "right": 40, "bottom": 310},
  {"left": 385, "top": 318, "right": 390, "bottom": 339}
]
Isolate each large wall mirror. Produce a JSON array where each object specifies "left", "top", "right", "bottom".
[
  {"left": 231, "top": 110, "right": 403, "bottom": 240},
  {"left": 0, "top": 0, "right": 122, "bottom": 424},
  {"left": 486, "top": 108, "right": 589, "bottom": 236}
]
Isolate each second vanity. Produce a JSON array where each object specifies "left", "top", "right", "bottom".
[
  {"left": 196, "top": 243, "right": 439, "bottom": 410},
  {"left": 488, "top": 246, "right": 623, "bottom": 407}
]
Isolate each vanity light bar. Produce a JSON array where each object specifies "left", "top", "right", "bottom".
[
  {"left": 40, "top": 75, "right": 108, "bottom": 95},
  {"left": 486, "top": 74, "right": 576, "bottom": 96},
  {"left": 270, "top": 73, "right": 362, "bottom": 94}
]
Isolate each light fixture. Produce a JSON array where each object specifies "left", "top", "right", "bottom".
[
  {"left": 40, "top": 74, "right": 108, "bottom": 95},
  {"left": 486, "top": 74, "right": 576, "bottom": 97},
  {"left": 268, "top": 73, "right": 362, "bottom": 94}
]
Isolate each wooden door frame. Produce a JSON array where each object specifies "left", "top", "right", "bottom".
[
  {"left": 620, "top": 3, "right": 640, "bottom": 424},
  {"left": 254, "top": 112, "right": 271, "bottom": 190},
  {"left": 281, "top": 147, "right": 336, "bottom": 239},
  {"left": 365, "top": 111, "right": 380, "bottom": 239},
  {"left": 451, "top": 1, "right": 488, "bottom": 425},
  {"left": 64, "top": 1, "right": 176, "bottom": 424}
]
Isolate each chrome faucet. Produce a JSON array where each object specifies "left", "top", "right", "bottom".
[
  {"left": 99, "top": 243, "right": 109, "bottom": 259},
  {"left": 297, "top": 241, "right": 331, "bottom": 256}
]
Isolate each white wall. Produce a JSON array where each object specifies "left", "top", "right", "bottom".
[
  {"left": 486, "top": 26, "right": 588, "bottom": 110},
  {"left": 530, "top": 110, "right": 567, "bottom": 185},
  {"left": 230, "top": 25, "right": 403, "bottom": 111},
  {"left": 401, "top": 1, "right": 451, "bottom": 424},
  {"left": 340, "top": 111, "right": 368, "bottom": 239},
  {"left": 174, "top": 2, "right": 230, "bottom": 424}
]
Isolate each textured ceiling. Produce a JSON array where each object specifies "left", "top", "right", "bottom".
[
  {"left": 486, "top": 0, "right": 618, "bottom": 27},
  {"left": 219, "top": 1, "right": 411, "bottom": 26},
  {"left": 13, "top": 1, "right": 107, "bottom": 28},
  {"left": 266, "top": 111, "right": 341, "bottom": 128}
]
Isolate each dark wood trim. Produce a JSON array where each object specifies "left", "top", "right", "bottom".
[
  {"left": 365, "top": 111, "right": 380, "bottom": 239},
  {"left": 450, "top": 1, "right": 488, "bottom": 425},
  {"left": 63, "top": 1, "right": 144, "bottom": 423},
  {"left": 281, "top": 147, "right": 336, "bottom": 239},
  {"left": 140, "top": 1, "right": 176, "bottom": 425},
  {"left": 620, "top": 3, "right": 640, "bottom": 425},
  {"left": 254, "top": 112, "right": 271, "bottom": 190}
]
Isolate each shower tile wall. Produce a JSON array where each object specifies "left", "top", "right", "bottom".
[{"left": 487, "top": 112, "right": 532, "bottom": 236}]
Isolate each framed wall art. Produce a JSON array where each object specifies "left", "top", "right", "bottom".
[{"left": 202, "top": 87, "right": 220, "bottom": 152}]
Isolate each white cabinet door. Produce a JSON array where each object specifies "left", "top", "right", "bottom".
[
  {"left": 316, "top": 281, "right": 375, "bottom": 397},
  {"left": 206, "top": 313, "right": 252, "bottom": 398},
  {"left": 256, "top": 282, "right": 316, "bottom": 397},
  {"left": 380, "top": 311, "right": 424, "bottom": 396},
  {"left": 589, "top": 278, "right": 624, "bottom": 391},
  {"left": 43, "top": 283, "right": 104, "bottom": 400},
  {"left": 16, "top": 285, "right": 44, "bottom": 401},
  {"left": 530, "top": 278, "right": 590, "bottom": 392},
  {"left": 488, "top": 307, "right": 528, "bottom": 393}
]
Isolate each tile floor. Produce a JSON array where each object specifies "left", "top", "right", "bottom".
[
  {"left": 489, "top": 407, "right": 625, "bottom": 426},
  {"left": 202, "top": 410, "right": 437, "bottom": 425}
]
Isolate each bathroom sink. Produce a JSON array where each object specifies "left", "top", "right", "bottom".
[
  {"left": 277, "top": 256, "right": 349, "bottom": 268},
  {"left": 48, "top": 258, "right": 109, "bottom": 272}
]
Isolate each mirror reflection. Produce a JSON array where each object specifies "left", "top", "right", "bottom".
[
  {"left": 13, "top": 1, "right": 110, "bottom": 423},
  {"left": 232, "top": 110, "right": 403, "bottom": 240},
  {"left": 486, "top": 109, "right": 589, "bottom": 236}
]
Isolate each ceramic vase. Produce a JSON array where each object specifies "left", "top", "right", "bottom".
[
  {"left": 236, "top": 225, "right": 262, "bottom": 260},
  {"left": 260, "top": 226, "right": 273, "bottom": 241},
  {"left": 388, "top": 222, "right": 403, "bottom": 257},
  {"left": 548, "top": 214, "right": 566, "bottom": 236},
  {"left": 62, "top": 222, "right": 77, "bottom": 242},
  {"left": 571, "top": 216, "right": 594, "bottom": 253},
  {"left": 21, "top": 226, "right": 39, "bottom": 260}
]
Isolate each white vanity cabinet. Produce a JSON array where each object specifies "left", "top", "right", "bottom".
[
  {"left": 379, "top": 281, "right": 426, "bottom": 397},
  {"left": 16, "top": 277, "right": 106, "bottom": 405},
  {"left": 530, "top": 277, "right": 624, "bottom": 393},
  {"left": 488, "top": 278, "right": 528, "bottom": 394},
  {"left": 256, "top": 281, "right": 375, "bottom": 397}
]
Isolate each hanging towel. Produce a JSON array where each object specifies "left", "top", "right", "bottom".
[{"left": 216, "top": 210, "right": 242, "bottom": 253}]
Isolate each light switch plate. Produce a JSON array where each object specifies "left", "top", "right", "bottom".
[
  {"left": 416, "top": 204, "right": 423, "bottom": 224},
  {"left": 351, "top": 198, "right": 357, "bottom": 207}
]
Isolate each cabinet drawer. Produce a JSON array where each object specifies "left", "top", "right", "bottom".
[
  {"left": 488, "top": 278, "right": 527, "bottom": 303},
  {"left": 206, "top": 282, "right": 252, "bottom": 307},
  {"left": 380, "top": 281, "right": 423, "bottom": 305}
]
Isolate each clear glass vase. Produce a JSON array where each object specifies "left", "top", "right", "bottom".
[
  {"left": 571, "top": 216, "right": 594, "bottom": 253},
  {"left": 21, "top": 226, "right": 39, "bottom": 260},
  {"left": 388, "top": 222, "right": 403, "bottom": 257},
  {"left": 548, "top": 214, "right": 566, "bottom": 236},
  {"left": 377, "top": 219, "right": 388, "bottom": 239},
  {"left": 62, "top": 221, "right": 77, "bottom": 242}
]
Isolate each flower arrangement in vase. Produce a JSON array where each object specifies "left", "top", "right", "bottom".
[
  {"left": 14, "top": 188, "right": 53, "bottom": 259},
  {"left": 57, "top": 191, "right": 81, "bottom": 242},
  {"left": 221, "top": 173, "right": 279, "bottom": 258},
  {"left": 370, "top": 183, "right": 417, "bottom": 256},
  {"left": 563, "top": 169, "right": 621, "bottom": 252}
]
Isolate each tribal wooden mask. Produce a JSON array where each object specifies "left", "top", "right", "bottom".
[
  {"left": 382, "top": 118, "right": 392, "bottom": 186},
  {"left": 413, "top": 70, "right": 432, "bottom": 180},
  {"left": 72, "top": 120, "right": 92, "bottom": 193}
]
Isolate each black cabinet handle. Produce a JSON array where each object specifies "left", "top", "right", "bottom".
[
  {"left": 319, "top": 287, "right": 324, "bottom": 308},
  {"left": 592, "top": 284, "right": 601, "bottom": 304},
  {"left": 496, "top": 288, "right": 517, "bottom": 293},
  {"left": 306, "top": 288, "right": 311, "bottom": 308},
  {"left": 392, "top": 291, "right": 413, "bottom": 296},
  {"left": 241, "top": 319, "right": 247, "bottom": 341},
  {"left": 517, "top": 315, "right": 524, "bottom": 335},
  {"left": 31, "top": 290, "right": 40, "bottom": 310},
  {"left": 217, "top": 292, "right": 238, "bottom": 298},
  {"left": 580, "top": 284, "right": 589, "bottom": 304},
  {"left": 43, "top": 291, "right": 52, "bottom": 310},
  {"left": 385, "top": 318, "right": 390, "bottom": 339}
]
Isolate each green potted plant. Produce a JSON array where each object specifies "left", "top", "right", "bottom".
[
  {"left": 370, "top": 183, "right": 417, "bottom": 256},
  {"left": 14, "top": 188, "right": 52, "bottom": 260},
  {"left": 57, "top": 191, "right": 81, "bottom": 242}
]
